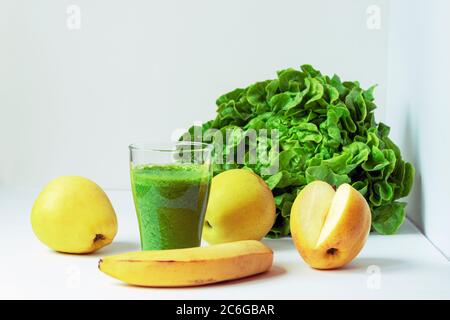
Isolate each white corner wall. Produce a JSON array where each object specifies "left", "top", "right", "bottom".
[{"left": 387, "top": 0, "right": 450, "bottom": 258}]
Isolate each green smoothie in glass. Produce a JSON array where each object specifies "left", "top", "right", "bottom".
[{"left": 129, "top": 142, "right": 212, "bottom": 251}]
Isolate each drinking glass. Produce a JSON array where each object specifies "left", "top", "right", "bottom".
[{"left": 129, "top": 142, "right": 213, "bottom": 250}]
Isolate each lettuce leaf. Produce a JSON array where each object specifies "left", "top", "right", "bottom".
[{"left": 186, "top": 65, "right": 415, "bottom": 236}]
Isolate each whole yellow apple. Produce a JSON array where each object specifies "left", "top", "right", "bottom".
[
  {"left": 290, "top": 181, "right": 371, "bottom": 269},
  {"left": 31, "top": 176, "right": 118, "bottom": 254},
  {"left": 202, "top": 169, "right": 276, "bottom": 244}
]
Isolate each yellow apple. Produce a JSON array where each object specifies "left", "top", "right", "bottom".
[
  {"left": 290, "top": 181, "right": 371, "bottom": 269},
  {"left": 31, "top": 176, "right": 118, "bottom": 254},
  {"left": 202, "top": 169, "right": 276, "bottom": 244}
]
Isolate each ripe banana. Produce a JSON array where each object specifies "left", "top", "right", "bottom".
[{"left": 98, "top": 240, "right": 273, "bottom": 287}]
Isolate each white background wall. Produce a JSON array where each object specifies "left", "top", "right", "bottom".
[
  {"left": 0, "top": 0, "right": 388, "bottom": 189},
  {"left": 387, "top": 0, "right": 450, "bottom": 258}
]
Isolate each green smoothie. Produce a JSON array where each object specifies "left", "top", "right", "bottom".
[{"left": 130, "top": 163, "right": 211, "bottom": 250}]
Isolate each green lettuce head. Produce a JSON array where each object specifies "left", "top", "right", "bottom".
[{"left": 185, "top": 65, "right": 415, "bottom": 237}]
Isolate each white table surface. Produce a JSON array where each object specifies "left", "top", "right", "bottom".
[{"left": 1, "top": 188, "right": 449, "bottom": 300}]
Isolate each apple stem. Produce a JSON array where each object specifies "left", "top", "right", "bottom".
[
  {"left": 326, "top": 248, "right": 338, "bottom": 255},
  {"left": 94, "top": 234, "right": 105, "bottom": 243}
]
